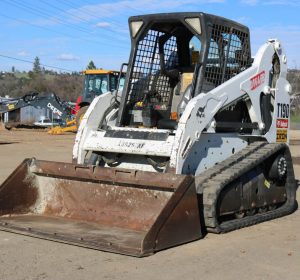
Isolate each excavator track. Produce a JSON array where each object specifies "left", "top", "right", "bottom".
[{"left": 200, "top": 142, "right": 297, "bottom": 233}]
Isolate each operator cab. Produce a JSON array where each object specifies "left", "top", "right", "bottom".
[
  {"left": 117, "top": 13, "right": 252, "bottom": 130},
  {"left": 82, "top": 70, "right": 125, "bottom": 104}
]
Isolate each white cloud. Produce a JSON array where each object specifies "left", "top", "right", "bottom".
[
  {"left": 17, "top": 51, "right": 29, "bottom": 57},
  {"left": 33, "top": 17, "right": 62, "bottom": 27},
  {"left": 95, "top": 22, "right": 111, "bottom": 28},
  {"left": 65, "top": 0, "right": 225, "bottom": 22},
  {"left": 241, "top": 0, "right": 258, "bottom": 5},
  {"left": 57, "top": 53, "right": 80, "bottom": 61},
  {"left": 233, "top": 16, "right": 249, "bottom": 24},
  {"left": 241, "top": 0, "right": 300, "bottom": 5},
  {"left": 264, "top": 0, "right": 300, "bottom": 5}
]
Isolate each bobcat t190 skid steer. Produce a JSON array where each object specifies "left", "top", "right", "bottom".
[{"left": 0, "top": 12, "right": 297, "bottom": 257}]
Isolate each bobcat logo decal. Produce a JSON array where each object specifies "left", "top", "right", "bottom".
[{"left": 197, "top": 106, "right": 205, "bottom": 118}]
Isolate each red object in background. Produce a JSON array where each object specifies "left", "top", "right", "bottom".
[{"left": 72, "top": 96, "right": 82, "bottom": 115}]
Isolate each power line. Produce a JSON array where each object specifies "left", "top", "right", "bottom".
[
  {"left": 39, "top": 0, "right": 94, "bottom": 25},
  {"left": 0, "top": 12, "right": 72, "bottom": 39},
  {"left": 78, "top": 0, "right": 145, "bottom": 14},
  {"left": 38, "top": 0, "right": 128, "bottom": 42},
  {"left": 3, "top": 0, "right": 126, "bottom": 43},
  {"left": 0, "top": 1, "right": 131, "bottom": 70},
  {"left": 0, "top": 54, "right": 75, "bottom": 72},
  {"left": 4, "top": 0, "right": 94, "bottom": 35},
  {"left": 60, "top": 0, "right": 131, "bottom": 29},
  {"left": 122, "top": 3, "right": 145, "bottom": 14},
  {"left": 59, "top": 0, "right": 97, "bottom": 18},
  {"left": 15, "top": 0, "right": 100, "bottom": 35},
  {"left": 0, "top": 11, "right": 126, "bottom": 49},
  {"left": 40, "top": 0, "right": 127, "bottom": 38}
]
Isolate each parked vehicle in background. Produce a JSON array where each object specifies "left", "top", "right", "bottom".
[
  {"left": 49, "top": 69, "right": 126, "bottom": 135},
  {"left": 0, "top": 92, "right": 73, "bottom": 128},
  {"left": 34, "top": 116, "right": 65, "bottom": 127},
  {"left": 75, "top": 69, "right": 126, "bottom": 127}
]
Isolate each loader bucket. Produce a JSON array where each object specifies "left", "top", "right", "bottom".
[{"left": 0, "top": 159, "right": 202, "bottom": 257}]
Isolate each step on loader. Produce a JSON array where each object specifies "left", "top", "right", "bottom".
[{"left": 0, "top": 12, "right": 297, "bottom": 257}]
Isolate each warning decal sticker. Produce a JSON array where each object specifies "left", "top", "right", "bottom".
[
  {"left": 250, "top": 71, "right": 265, "bottom": 90},
  {"left": 276, "top": 119, "right": 289, "bottom": 129},
  {"left": 276, "top": 129, "right": 287, "bottom": 143}
]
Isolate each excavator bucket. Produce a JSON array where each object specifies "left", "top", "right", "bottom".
[{"left": 0, "top": 159, "right": 202, "bottom": 257}]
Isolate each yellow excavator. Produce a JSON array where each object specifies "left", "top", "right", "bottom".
[{"left": 48, "top": 69, "right": 125, "bottom": 134}]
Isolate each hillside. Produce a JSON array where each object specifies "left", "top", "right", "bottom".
[
  {"left": 0, "top": 69, "right": 299, "bottom": 104},
  {"left": 0, "top": 71, "right": 84, "bottom": 102}
]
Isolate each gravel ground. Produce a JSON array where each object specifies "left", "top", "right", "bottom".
[{"left": 0, "top": 129, "right": 299, "bottom": 280}]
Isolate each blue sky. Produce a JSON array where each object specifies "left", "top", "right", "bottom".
[{"left": 0, "top": 0, "right": 299, "bottom": 72}]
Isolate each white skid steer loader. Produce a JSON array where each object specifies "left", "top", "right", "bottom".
[{"left": 0, "top": 12, "right": 297, "bottom": 257}]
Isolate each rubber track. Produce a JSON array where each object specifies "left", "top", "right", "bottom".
[{"left": 201, "top": 142, "right": 297, "bottom": 233}]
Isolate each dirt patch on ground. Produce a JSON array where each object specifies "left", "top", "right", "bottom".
[
  {"left": 0, "top": 121, "right": 6, "bottom": 131},
  {"left": 0, "top": 129, "right": 299, "bottom": 280}
]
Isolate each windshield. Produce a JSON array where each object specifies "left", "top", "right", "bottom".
[
  {"left": 126, "top": 29, "right": 202, "bottom": 108},
  {"left": 109, "top": 73, "right": 125, "bottom": 92},
  {"left": 118, "top": 21, "right": 204, "bottom": 127},
  {"left": 118, "top": 77, "right": 126, "bottom": 91},
  {"left": 84, "top": 74, "right": 109, "bottom": 97}
]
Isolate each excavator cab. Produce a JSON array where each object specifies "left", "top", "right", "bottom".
[
  {"left": 117, "top": 13, "right": 252, "bottom": 128},
  {"left": 81, "top": 69, "right": 125, "bottom": 106}
]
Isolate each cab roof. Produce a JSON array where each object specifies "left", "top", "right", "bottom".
[
  {"left": 82, "top": 69, "right": 119, "bottom": 75},
  {"left": 128, "top": 12, "right": 249, "bottom": 35}
]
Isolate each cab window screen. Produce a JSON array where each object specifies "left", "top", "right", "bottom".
[
  {"left": 203, "top": 24, "right": 250, "bottom": 91},
  {"left": 127, "top": 29, "right": 178, "bottom": 106}
]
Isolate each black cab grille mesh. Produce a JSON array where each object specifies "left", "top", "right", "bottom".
[
  {"left": 127, "top": 30, "right": 178, "bottom": 106},
  {"left": 203, "top": 24, "right": 250, "bottom": 92}
]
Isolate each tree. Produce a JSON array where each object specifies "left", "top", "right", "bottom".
[
  {"left": 86, "top": 60, "right": 96, "bottom": 70},
  {"left": 33, "top": 56, "right": 42, "bottom": 73},
  {"left": 11, "top": 66, "right": 15, "bottom": 73}
]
